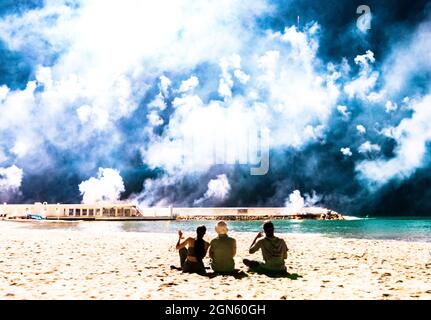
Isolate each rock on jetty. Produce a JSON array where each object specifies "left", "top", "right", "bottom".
[{"left": 174, "top": 207, "right": 344, "bottom": 221}]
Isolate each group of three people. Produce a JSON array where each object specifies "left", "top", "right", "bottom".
[{"left": 175, "top": 220, "right": 288, "bottom": 275}]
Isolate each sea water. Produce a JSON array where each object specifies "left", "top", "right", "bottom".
[{"left": 12, "top": 217, "right": 431, "bottom": 242}]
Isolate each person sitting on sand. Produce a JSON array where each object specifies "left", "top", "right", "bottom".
[
  {"left": 243, "top": 221, "right": 288, "bottom": 274},
  {"left": 209, "top": 221, "right": 236, "bottom": 274},
  {"left": 176, "top": 225, "right": 209, "bottom": 275}
]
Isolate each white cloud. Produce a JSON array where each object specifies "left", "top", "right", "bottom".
[
  {"left": 147, "top": 111, "right": 164, "bottom": 127},
  {"left": 76, "top": 104, "right": 110, "bottom": 129},
  {"left": 344, "top": 50, "right": 380, "bottom": 100},
  {"left": 357, "top": 95, "right": 431, "bottom": 183},
  {"left": 341, "top": 148, "right": 353, "bottom": 157},
  {"left": 0, "top": 165, "right": 23, "bottom": 192},
  {"left": 149, "top": 93, "right": 168, "bottom": 111},
  {"left": 0, "top": 0, "right": 273, "bottom": 173},
  {"left": 385, "top": 100, "right": 398, "bottom": 113},
  {"left": 284, "top": 190, "right": 322, "bottom": 212},
  {"left": 304, "top": 125, "right": 325, "bottom": 141},
  {"left": 234, "top": 69, "right": 250, "bottom": 84},
  {"left": 218, "top": 78, "right": 234, "bottom": 99},
  {"left": 356, "top": 125, "right": 366, "bottom": 135},
  {"left": 217, "top": 53, "right": 250, "bottom": 99},
  {"left": 382, "top": 20, "right": 431, "bottom": 94},
  {"left": 11, "top": 140, "right": 32, "bottom": 158},
  {"left": 178, "top": 76, "right": 199, "bottom": 93},
  {"left": 0, "top": 85, "right": 9, "bottom": 101},
  {"left": 79, "top": 168, "right": 125, "bottom": 204},
  {"left": 358, "top": 141, "right": 381, "bottom": 154},
  {"left": 337, "top": 105, "right": 350, "bottom": 119},
  {"left": 285, "top": 190, "right": 304, "bottom": 211},
  {"left": 159, "top": 75, "right": 171, "bottom": 97},
  {"left": 141, "top": 25, "right": 341, "bottom": 177},
  {"left": 4, "top": 0, "right": 426, "bottom": 203},
  {"left": 133, "top": 175, "right": 178, "bottom": 207},
  {"left": 194, "top": 174, "right": 231, "bottom": 205},
  {"left": 366, "top": 90, "right": 386, "bottom": 103},
  {"left": 354, "top": 50, "right": 375, "bottom": 67},
  {"left": 0, "top": 148, "right": 7, "bottom": 164}
]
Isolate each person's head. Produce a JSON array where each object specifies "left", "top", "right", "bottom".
[
  {"left": 196, "top": 225, "right": 207, "bottom": 239},
  {"left": 215, "top": 221, "right": 228, "bottom": 236},
  {"left": 194, "top": 225, "right": 207, "bottom": 260},
  {"left": 263, "top": 221, "right": 275, "bottom": 237}
]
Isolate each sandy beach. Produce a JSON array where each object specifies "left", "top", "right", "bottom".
[{"left": 0, "top": 221, "right": 431, "bottom": 300}]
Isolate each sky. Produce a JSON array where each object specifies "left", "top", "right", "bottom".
[{"left": 0, "top": 0, "right": 430, "bottom": 216}]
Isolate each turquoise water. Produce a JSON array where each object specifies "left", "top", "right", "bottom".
[
  {"left": 14, "top": 217, "right": 431, "bottom": 242},
  {"left": 118, "top": 218, "right": 431, "bottom": 242}
]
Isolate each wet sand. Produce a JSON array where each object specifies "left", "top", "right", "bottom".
[{"left": 0, "top": 221, "right": 430, "bottom": 300}]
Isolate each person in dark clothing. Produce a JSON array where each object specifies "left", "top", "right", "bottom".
[
  {"left": 176, "top": 225, "right": 209, "bottom": 275},
  {"left": 243, "top": 221, "right": 288, "bottom": 275}
]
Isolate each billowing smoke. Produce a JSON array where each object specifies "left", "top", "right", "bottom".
[
  {"left": 284, "top": 190, "right": 322, "bottom": 212},
  {"left": 194, "top": 174, "right": 231, "bottom": 205},
  {"left": 0, "top": 1, "right": 430, "bottom": 215},
  {"left": 285, "top": 190, "right": 305, "bottom": 212},
  {"left": 79, "top": 168, "right": 125, "bottom": 204},
  {"left": 0, "top": 165, "right": 23, "bottom": 202},
  {"left": 340, "top": 148, "right": 353, "bottom": 157}
]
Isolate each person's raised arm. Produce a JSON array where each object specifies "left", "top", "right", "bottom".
[
  {"left": 249, "top": 232, "right": 263, "bottom": 254},
  {"left": 176, "top": 230, "right": 190, "bottom": 250}
]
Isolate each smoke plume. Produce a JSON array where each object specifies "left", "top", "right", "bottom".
[{"left": 79, "top": 168, "right": 125, "bottom": 204}]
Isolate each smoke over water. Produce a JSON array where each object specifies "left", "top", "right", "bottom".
[
  {"left": 0, "top": 0, "right": 430, "bottom": 215},
  {"left": 79, "top": 168, "right": 125, "bottom": 204}
]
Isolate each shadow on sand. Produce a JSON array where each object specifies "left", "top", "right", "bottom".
[
  {"left": 250, "top": 271, "right": 303, "bottom": 280},
  {"left": 170, "top": 265, "right": 248, "bottom": 279},
  {"left": 204, "top": 270, "right": 249, "bottom": 279},
  {"left": 170, "top": 265, "right": 301, "bottom": 280}
]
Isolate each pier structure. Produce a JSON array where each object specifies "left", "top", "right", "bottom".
[
  {"left": 172, "top": 207, "right": 344, "bottom": 220},
  {"left": 0, "top": 203, "right": 344, "bottom": 221},
  {"left": 0, "top": 202, "right": 174, "bottom": 221}
]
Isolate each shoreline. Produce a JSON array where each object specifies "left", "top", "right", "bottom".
[
  {"left": 2, "top": 220, "right": 431, "bottom": 244},
  {"left": 1, "top": 222, "right": 431, "bottom": 299}
]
